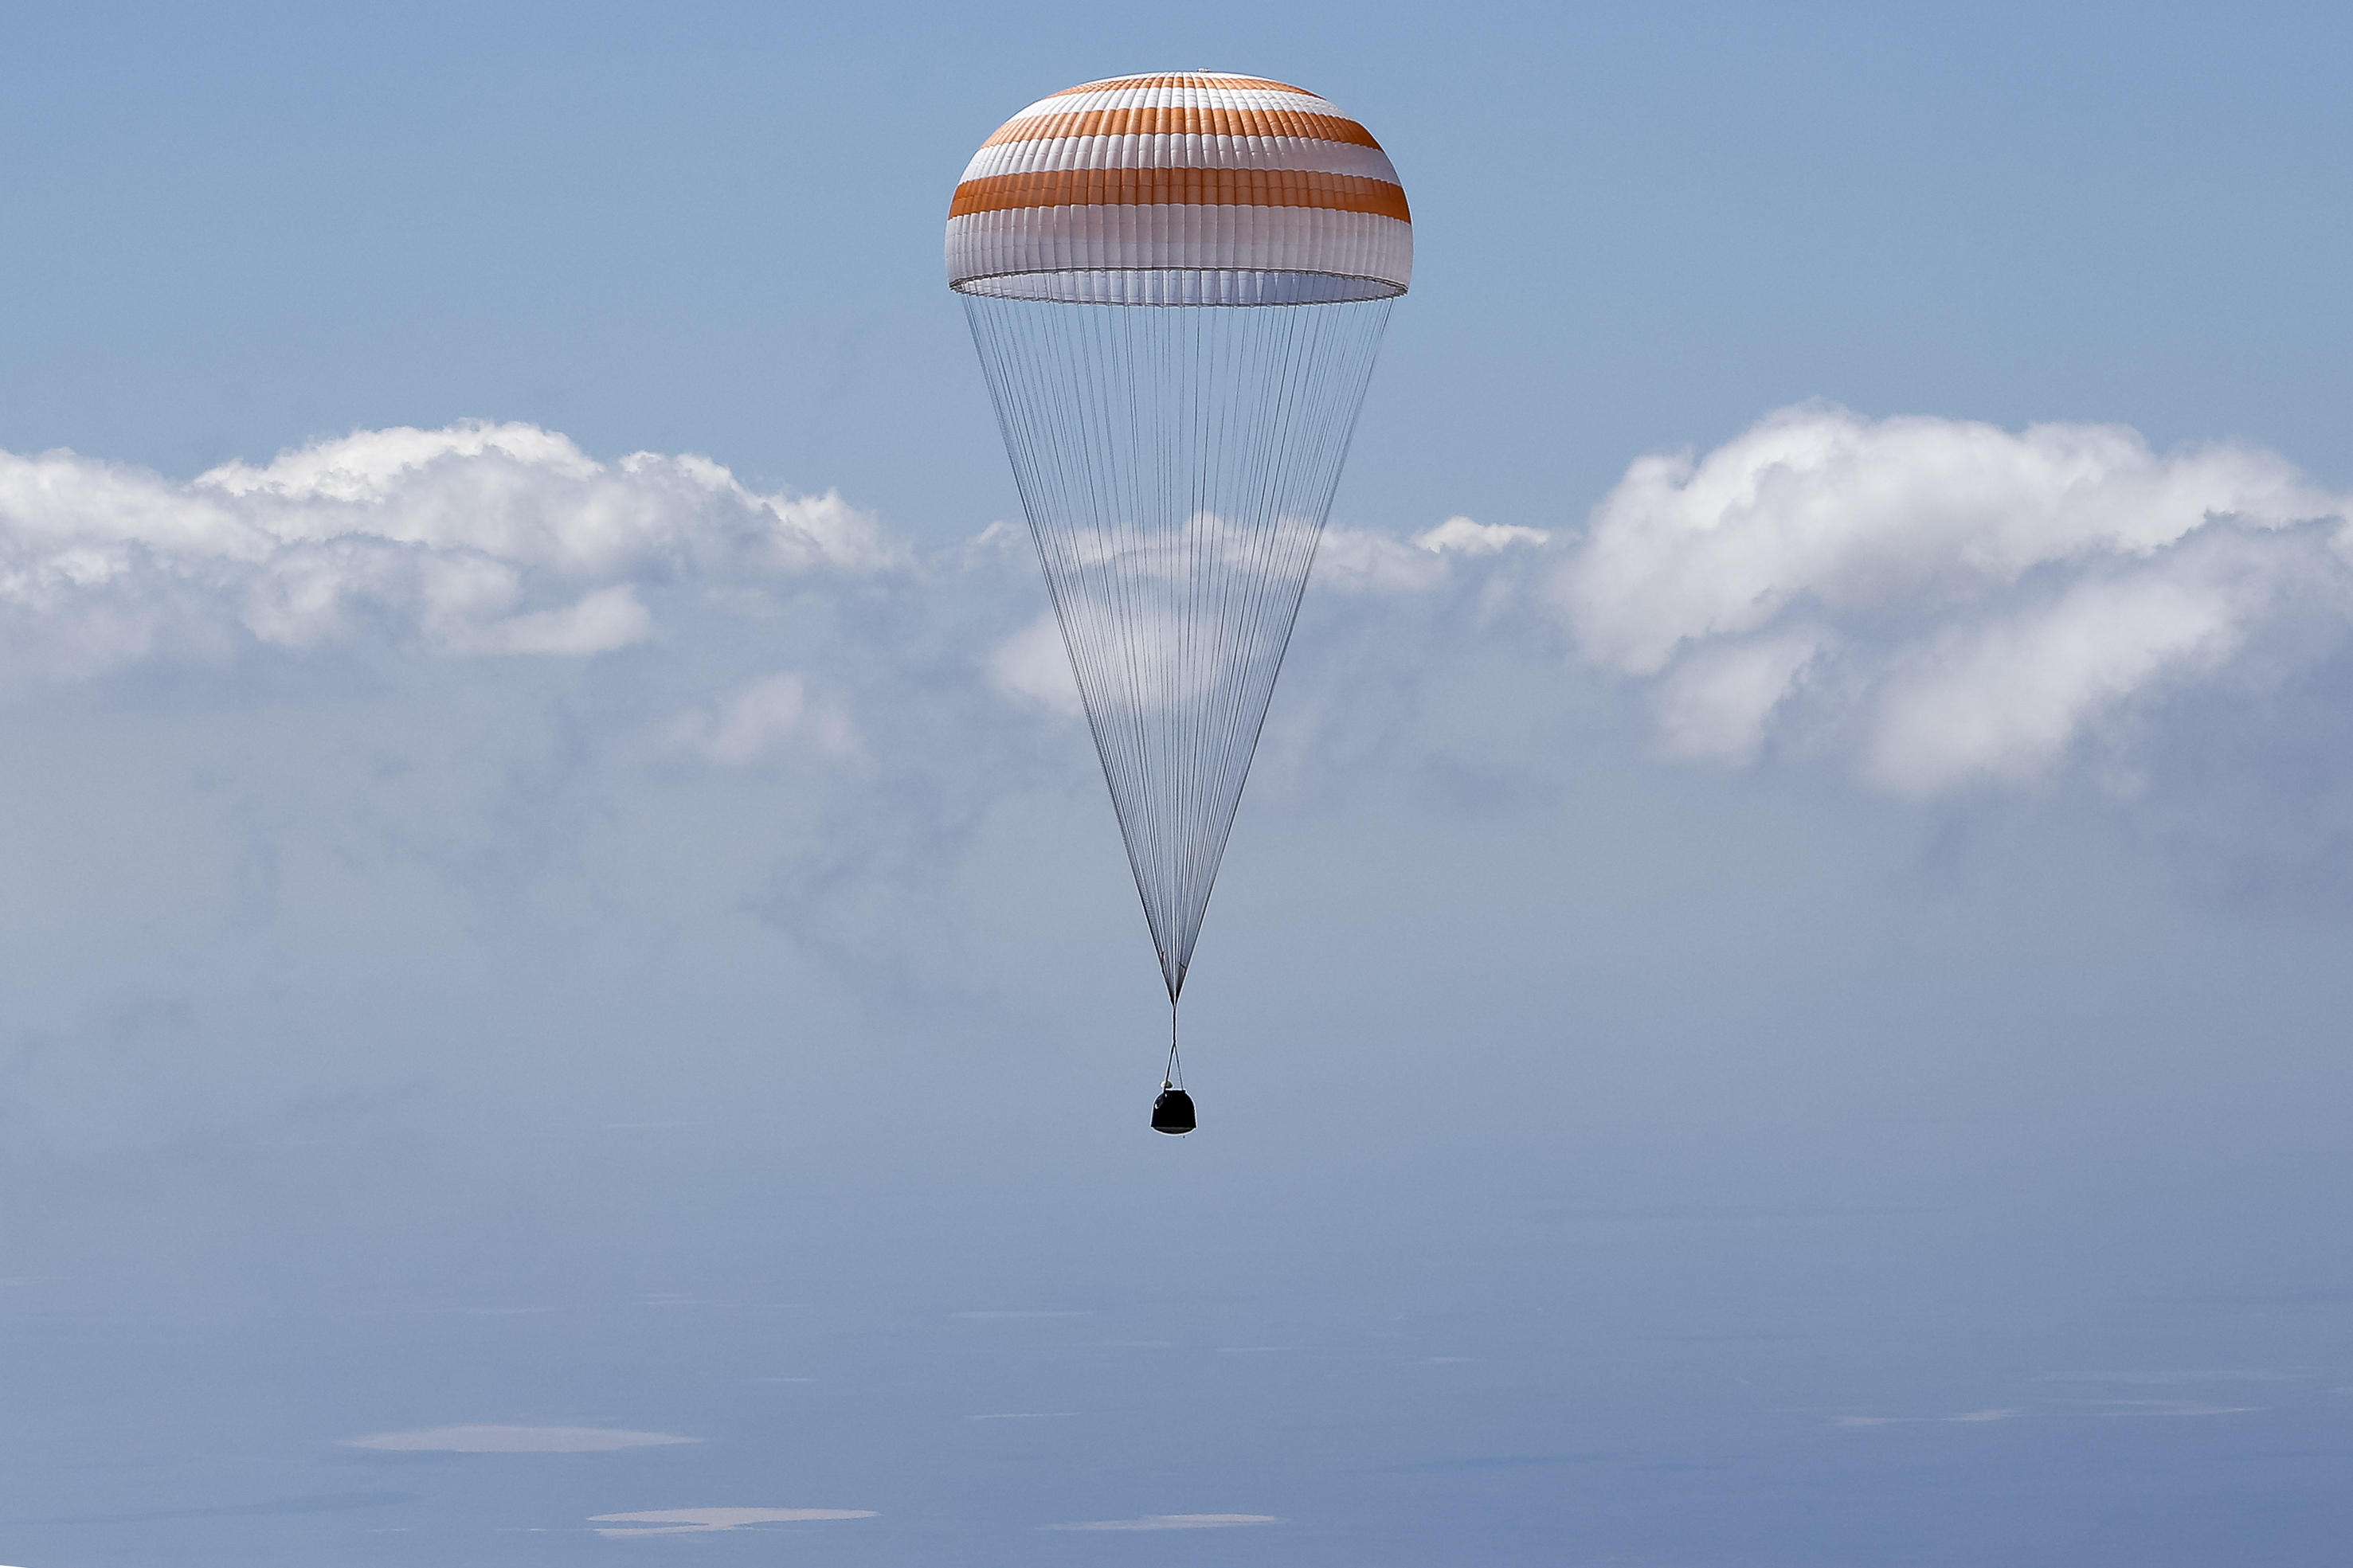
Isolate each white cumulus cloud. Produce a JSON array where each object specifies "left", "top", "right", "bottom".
[
  {"left": 1413, "top": 514, "right": 1551, "bottom": 555},
  {"left": 1552, "top": 402, "right": 2353, "bottom": 794},
  {"left": 0, "top": 421, "right": 895, "bottom": 686}
]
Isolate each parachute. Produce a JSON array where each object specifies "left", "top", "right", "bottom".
[{"left": 949, "top": 72, "right": 1411, "bottom": 1123}]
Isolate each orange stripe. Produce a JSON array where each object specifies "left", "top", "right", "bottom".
[
  {"left": 949, "top": 167, "right": 1409, "bottom": 223},
  {"left": 1062, "top": 74, "right": 1313, "bottom": 95},
  {"left": 982, "top": 106, "right": 1381, "bottom": 150}
]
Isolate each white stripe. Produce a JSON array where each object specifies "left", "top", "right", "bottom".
[
  {"left": 960, "top": 135, "right": 1400, "bottom": 185},
  {"left": 946, "top": 206, "right": 1411, "bottom": 292},
  {"left": 1004, "top": 86, "right": 1345, "bottom": 119}
]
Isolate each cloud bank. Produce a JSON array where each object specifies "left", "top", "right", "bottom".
[
  {"left": 10, "top": 406, "right": 2353, "bottom": 828},
  {"left": 1552, "top": 402, "right": 2353, "bottom": 795},
  {"left": 0, "top": 421, "right": 890, "bottom": 686}
]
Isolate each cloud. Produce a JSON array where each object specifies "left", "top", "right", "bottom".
[
  {"left": 670, "top": 671, "right": 861, "bottom": 764},
  {"left": 986, "top": 612, "right": 1083, "bottom": 716},
  {"left": 590, "top": 1507, "right": 875, "bottom": 1536},
  {"left": 450, "top": 584, "right": 653, "bottom": 656},
  {"left": 1552, "top": 402, "right": 2353, "bottom": 794},
  {"left": 0, "top": 422, "right": 893, "bottom": 686},
  {"left": 195, "top": 423, "right": 892, "bottom": 575},
  {"left": 1314, "top": 526, "right": 1450, "bottom": 593},
  {"left": 1650, "top": 629, "right": 1830, "bottom": 762},
  {"left": 1413, "top": 515, "right": 1551, "bottom": 556},
  {"left": 1046, "top": 1514, "right": 1282, "bottom": 1531},
  {"left": 340, "top": 1425, "right": 695, "bottom": 1452},
  {"left": 1316, "top": 516, "right": 1548, "bottom": 593}
]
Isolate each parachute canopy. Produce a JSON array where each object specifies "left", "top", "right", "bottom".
[
  {"left": 947, "top": 72, "right": 1411, "bottom": 306},
  {"left": 952, "top": 72, "right": 1407, "bottom": 1006}
]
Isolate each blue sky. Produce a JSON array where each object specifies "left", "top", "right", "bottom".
[{"left": 2, "top": 2, "right": 2351, "bottom": 1564}]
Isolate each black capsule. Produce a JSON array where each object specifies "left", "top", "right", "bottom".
[{"left": 1149, "top": 1082, "right": 1196, "bottom": 1135}]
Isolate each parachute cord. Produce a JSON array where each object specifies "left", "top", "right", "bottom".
[{"left": 1164, "top": 999, "right": 1184, "bottom": 1089}]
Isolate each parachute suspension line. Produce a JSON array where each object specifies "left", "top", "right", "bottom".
[
  {"left": 962, "top": 287, "right": 1395, "bottom": 1009},
  {"left": 1165, "top": 999, "right": 1184, "bottom": 1089}
]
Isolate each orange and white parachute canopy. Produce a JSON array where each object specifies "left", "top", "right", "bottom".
[{"left": 946, "top": 72, "right": 1411, "bottom": 307}]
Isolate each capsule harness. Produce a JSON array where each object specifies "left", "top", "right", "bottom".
[{"left": 1150, "top": 999, "right": 1196, "bottom": 1135}]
